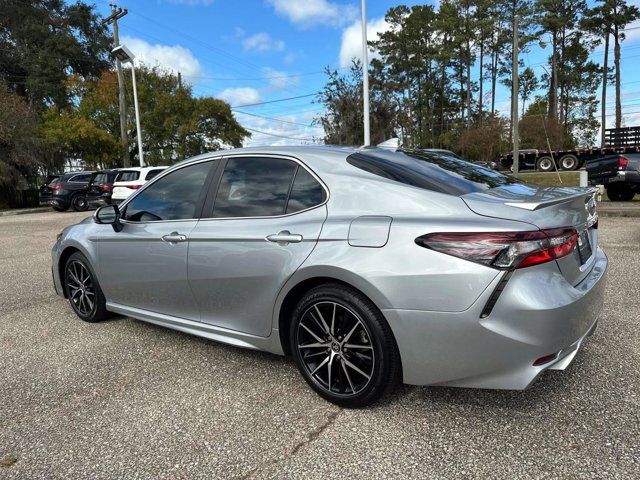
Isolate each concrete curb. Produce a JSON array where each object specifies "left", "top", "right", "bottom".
[
  {"left": 0, "top": 207, "right": 51, "bottom": 217},
  {"left": 598, "top": 209, "right": 640, "bottom": 218}
]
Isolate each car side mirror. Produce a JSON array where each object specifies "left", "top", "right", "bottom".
[{"left": 94, "top": 205, "right": 123, "bottom": 232}]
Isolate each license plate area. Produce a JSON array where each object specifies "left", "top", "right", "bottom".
[{"left": 576, "top": 229, "right": 592, "bottom": 264}]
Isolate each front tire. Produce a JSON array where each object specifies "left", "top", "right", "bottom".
[
  {"left": 64, "top": 252, "right": 109, "bottom": 322},
  {"left": 290, "top": 283, "right": 400, "bottom": 408}
]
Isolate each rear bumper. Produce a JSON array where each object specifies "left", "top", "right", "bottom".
[{"left": 384, "top": 247, "right": 607, "bottom": 389}]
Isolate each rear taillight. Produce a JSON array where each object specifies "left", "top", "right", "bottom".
[
  {"left": 128, "top": 184, "right": 142, "bottom": 190},
  {"left": 51, "top": 183, "right": 64, "bottom": 190},
  {"left": 618, "top": 156, "right": 628, "bottom": 170},
  {"left": 415, "top": 228, "right": 578, "bottom": 270},
  {"left": 99, "top": 184, "right": 114, "bottom": 191}
]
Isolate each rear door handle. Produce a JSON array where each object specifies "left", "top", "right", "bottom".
[
  {"left": 162, "top": 232, "right": 187, "bottom": 244},
  {"left": 266, "top": 230, "right": 303, "bottom": 245}
]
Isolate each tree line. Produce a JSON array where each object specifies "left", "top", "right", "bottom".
[
  {"left": 317, "top": 0, "right": 639, "bottom": 161},
  {"left": 0, "top": 0, "right": 249, "bottom": 198}
]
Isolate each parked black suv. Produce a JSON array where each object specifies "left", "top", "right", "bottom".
[
  {"left": 587, "top": 154, "right": 640, "bottom": 201},
  {"left": 86, "top": 169, "right": 120, "bottom": 208},
  {"left": 42, "top": 171, "right": 94, "bottom": 212}
]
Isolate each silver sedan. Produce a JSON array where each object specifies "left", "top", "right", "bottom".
[{"left": 52, "top": 146, "right": 607, "bottom": 407}]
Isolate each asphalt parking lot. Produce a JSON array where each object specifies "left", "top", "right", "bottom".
[{"left": 1, "top": 211, "right": 638, "bottom": 479}]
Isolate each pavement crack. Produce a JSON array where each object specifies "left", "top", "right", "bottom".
[{"left": 239, "top": 408, "right": 341, "bottom": 479}]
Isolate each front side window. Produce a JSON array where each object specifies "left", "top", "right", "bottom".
[
  {"left": 69, "top": 174, "right": 92, "bottom": 183},
  {"left": 122, "top": 161, "right": 212, "bottom": 222},
  {"left": 212, "top": 157, "right": 297, "bottom": 218}
]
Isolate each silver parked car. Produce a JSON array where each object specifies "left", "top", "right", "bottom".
[{"left": 52, "top": 147, "right": 607, "bottom": 407}]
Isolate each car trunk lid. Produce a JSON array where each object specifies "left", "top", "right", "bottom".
[{"left": 462, "top": 183, "right": 599, "bottom": 285}]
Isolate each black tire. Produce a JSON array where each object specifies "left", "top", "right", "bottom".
[
  {"left": 559, "top": 154, "right": 579, "bottom": 171},
  {"left": 621, "top": 189, "right": 636, "bottom": 201},
  {"left": 536, "top": 156, "right": 555, "bottom": 172},
  {"left": 64, "top": 252, "right": 110, "bottom": 322},
  {"left": 606, "top": 184, "right": 626, "bottom": 201},
  {"left": 290, "top": 283, "right": 401, "bottom": 408},
  {"left": 52, "top": 204, "right": 69, "bottom": 212},
  {"left": 71, "top": 193, "right": 89, "bottom": 212}
]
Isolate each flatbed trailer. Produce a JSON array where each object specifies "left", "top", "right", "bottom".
[{"left": 499, "top": 126, "right": 640, "bottom": 172}]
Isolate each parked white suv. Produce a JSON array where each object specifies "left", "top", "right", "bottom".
[{"left": 111, "top": 166, "right": 168, "bottom": 205}]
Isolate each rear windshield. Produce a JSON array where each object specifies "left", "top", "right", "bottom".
[
  {"left": 144, "top": 169, "right": 165, "bottom": 181},
  {"left": 116, "top": 170, "right": 140, "bottom": 182},
  {"left": 347, "top": 149, "right": 519, "bottom": 196},
  {"left": 93, "top": 173, "right": 108, "bottom": 184}
]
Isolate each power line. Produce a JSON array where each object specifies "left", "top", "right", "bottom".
[
  {"left": 244, "top": 127, "right": 317, "bottom": 142},
  {"left": 230, "top": 92, "right": 319, "bottom": 108},
  {"left": 233, "top": 109, "right": 316, "bottom": 128}
]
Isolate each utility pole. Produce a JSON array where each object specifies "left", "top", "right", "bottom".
[
  {"left": 361, "top": 0, "right": 370, "bottom": 146},
  {"left": 511, "top": 15, "right": 520, "bottom": 175},
  {"left": 177, "top": 71, "right": 182, "bottom": 89},
  {"left": 103, "top": 3, "right": 130, "bottom": 167}
]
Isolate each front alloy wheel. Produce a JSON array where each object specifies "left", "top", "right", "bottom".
[
  {"left": 291, "top": 284, "right": 400, "bottom": 407},
  {"left": 64, "top": 252, "right": 109, "bottom": 322}
]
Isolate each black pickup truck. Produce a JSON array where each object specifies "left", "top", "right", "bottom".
[{"left": 587, "top": 154, "right": 640, "bottom": 201}]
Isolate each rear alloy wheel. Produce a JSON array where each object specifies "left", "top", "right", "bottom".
[
  {"left": 559, "top": 154, "right": 579, "bottom": 171},
  {"left": 64, "top": 252, "right": 109, "bottom": 322},
  {"left": 290, "top": 284, "right": 400, "bottom": 408},
  {"left": 536, "top": 156, "right": 555, "bottom": 172},
  {"left": 71, "top": 194, "right": 89, "bottom": 212}
]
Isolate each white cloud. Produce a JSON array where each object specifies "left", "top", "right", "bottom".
[
  {"left": 121, "top": 36, "right": 203, "bottom": 77},
  {"left": 339, "top": 17, "right": 390, "bottom": 68},
  {"left": 218, "top": 87, "right": 261, "bottom": 106},
  {"left": 262, "top": 67, "right": 300, "bottom": 90},
  {"left": 267, "top": 0, "right": 357, "bottom": 28},
  {"left": 243, "top": 32, "right": 286, "bottom": 53}
]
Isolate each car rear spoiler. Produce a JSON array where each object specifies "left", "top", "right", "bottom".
[{"left": 504, "top": 187, "right": 599, "bottom": 211}]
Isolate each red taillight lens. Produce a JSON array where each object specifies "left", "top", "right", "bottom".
[
  {"left": 416, "top": 228, "right": 578, "bottom": 270},
  {"left": 128, "top": 184, "right": 142, "bottom": 190},
  {"left": 618, "top": 156, "right": 628, "bottom": 170},
  {"left": 99, "top": 184, "right": 114, "bottom": 191},
  {"left": 51, "top": 183, "right": 64, "bottom": 190}
]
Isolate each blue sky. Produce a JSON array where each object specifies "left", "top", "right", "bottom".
[{"left": 94, "top": 0, "right": 640, "bottom": 147}]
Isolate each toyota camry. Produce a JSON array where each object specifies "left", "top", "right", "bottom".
[{"left": 52, "top": 146, "right": 607, "bottom": 407}]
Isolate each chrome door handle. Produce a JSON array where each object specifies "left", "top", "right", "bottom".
[
  {"left": 266, "top": 230, "right": 303, "bottom": 244},
  {"left": 161, "top": 232, "right": 187, "bottom": 244}
]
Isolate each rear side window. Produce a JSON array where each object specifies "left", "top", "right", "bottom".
[
  {"left": 286, "top": 167, "right": 326, "bottom": 214},
  {"left": 117, "top": 171, "right": 140, "bottom": 182},
  {"left": 347, "top": 150, "right": 519, "bottom": 196},
  {"left": 122, "top": 162, "right": 212, "bottom": 222},
  {"left": 213, "top": 157, "right": 297, "bottom": 218},
  {"left": 145, "top": 169, "right": 165, "bottom": 181}
]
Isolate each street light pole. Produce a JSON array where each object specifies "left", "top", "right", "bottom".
[
  {"left": 361, "top": 0, "right": 370, "bottom": 146},
  {"left": 130, "top": 66, "right": 144, "bottom": 167},
  {"left": 111, "top": 45, "right": 144, "bottom": 167}
]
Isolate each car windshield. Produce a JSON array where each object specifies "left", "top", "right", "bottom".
[
  {"left": 116, "top": 171, "right": 140, "bottom": 182},
  {"left": 346, "top": 149, "right": 519, "bottom": 196}
]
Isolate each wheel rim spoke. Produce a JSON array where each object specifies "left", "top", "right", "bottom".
[
  {"left": 66, "top": 261, "right": 95, "bottom": 316},
  {"left": 297, "top": 301, "right": 374, "bottom": 397}
]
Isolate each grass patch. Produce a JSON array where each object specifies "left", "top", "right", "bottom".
[
  {"left": 515, "top": 171, "right": 583, "bottom": 187},
  {"left": 0, "top": 455, "right": 18, "bottom": 468}
]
